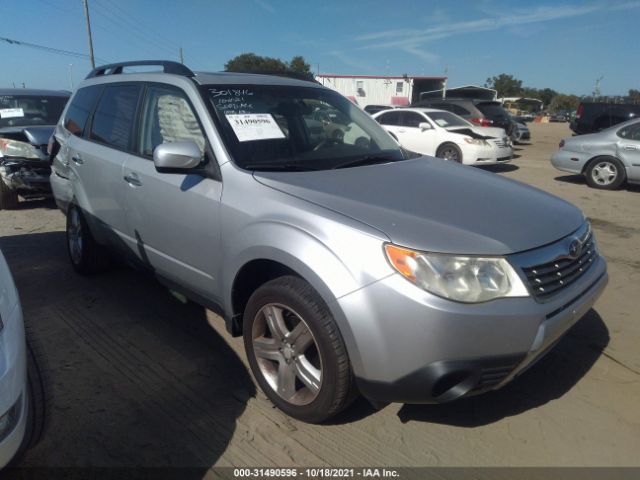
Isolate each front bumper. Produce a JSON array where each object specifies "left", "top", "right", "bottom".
[
  {"left": 0, "top": 303, "right": 28, "bottom": 468},
  {"left": 337, "top": 253, "right": 607, "bottom": 404},
  {"left": 0, "top": 158, "right": 52, "bottom": 196},
  {"left": 468, "top": 144, "right": 513, "bottom": 165},
  {"left": 550, "top": 149, "right": 589, "bottom": 174}
]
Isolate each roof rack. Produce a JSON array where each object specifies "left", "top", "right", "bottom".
[
  {"left": 228, "top": 70, "right": 319, "bottom": 83},
  {"left": 85, "top": 60, "right": 194, "bottom": 79}
]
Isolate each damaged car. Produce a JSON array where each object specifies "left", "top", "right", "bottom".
[
  {"left": 374, "top": 108, "right": 513, "bottom": 165},
  {"left": 0, "top": 89, "right": 70, "bottom": 209}
]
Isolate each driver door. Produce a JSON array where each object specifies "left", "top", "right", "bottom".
[{"left": 397, "top": 111, "right": 436, "bottom": 155}]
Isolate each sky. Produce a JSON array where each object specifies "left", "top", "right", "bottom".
[{"left": 1, "top": 0, "right": 638, "bottom": 96}]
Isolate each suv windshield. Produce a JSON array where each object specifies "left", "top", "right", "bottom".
[
  {"left": 206, "top": 85, "right": 404, "bottom": 170},
  {"left": 0, "top": 94, "right": 68, "bottom": 128}
]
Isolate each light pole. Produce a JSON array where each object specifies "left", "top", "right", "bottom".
[{"left": 69, "top": 64, "right": 74, "bottom": 90}]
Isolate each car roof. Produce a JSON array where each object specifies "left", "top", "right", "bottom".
[
  {"left": 0, "top": 88, "right": 70, "bottom": 97},
  {"left": 193, "top": 71, "right": 321, "bottom": 88}
]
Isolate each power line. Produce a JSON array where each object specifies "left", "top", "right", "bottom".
[{"left": 0, "top": 36, "right": 109, "bottom": 63}]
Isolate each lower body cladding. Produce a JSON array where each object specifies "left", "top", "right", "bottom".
[
  {"left": 0, "top": 159, "right": 52, "bottom": 197},
  {"left": 0, "top": 303, "right": 27, "bottom": 468},
  {"left": 335, "top": 256, "right": 607, "bottom": 404}
]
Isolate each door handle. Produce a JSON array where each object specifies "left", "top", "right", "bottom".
[
  {"left": 623, "top": 145, "right": 638, "bottom": 151},
  {"left": 123, "top": 173, "right": 142, "bottom": 187},
  {"left": 398, "top": 129, "right": 406, "bottom": 133},
  {"left": 71, "top": 154, "right": 83, "bottom": 165}
]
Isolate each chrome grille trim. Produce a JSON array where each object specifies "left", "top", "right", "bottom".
[{"left": 509, "top": 222, "right": 597, "bottom": 302}]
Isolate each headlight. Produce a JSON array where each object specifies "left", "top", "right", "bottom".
[
  {"left": 463, "top": 137, "right": 489, "bottom": 146},
  {"left": 0, "top": 138, "right": 40, "bottom": 159},
  {"left": 384, "top": 244, "right": 529, "bottom": 303}
]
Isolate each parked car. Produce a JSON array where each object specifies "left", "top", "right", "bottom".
[
  {"left": 411, "top": 97, "right": 517, "bottom": 140},
  {"left": 552, "top": 118, "right": 640, "bottom": 189},
  {"left": 52, "top": 60, "right": 607, "bottom": 422},
  {"left": 510, "top": 120, "right": 531, "bottom": 144},
  {"left": 0, "top": 249, "right": 49, "bottom": 467},
  {"left": 0, "top": 89, "right": 70, "bottom": 209},
  {"left": 372, "top": 108, "right": 513, "bottom": 165},
  {"left": 363, "top": 105, "right": 398, "bottom": 115},
  {"left": 571, "top": 102, "right": 640, "bottom": 135}
]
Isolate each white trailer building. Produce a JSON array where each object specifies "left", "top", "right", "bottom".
[{"left": 316, "top": 74, "right": 446, "bottom": 108}]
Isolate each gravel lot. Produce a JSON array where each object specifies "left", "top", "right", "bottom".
[{"left": 1, "top": 122, "right": 639, "bottom": 471}]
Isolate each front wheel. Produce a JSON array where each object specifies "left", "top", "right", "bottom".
[
  {"left": 585, "top": 157, "right": 626, "bottom": 190},
  {"left": 436, "top": 143, "right": 462, "bottom": 163},
  {"left": 0, "top": 178, "right": 19, "bottom": 210},
  {"left": 243, "top": 276, "right": 356, "bottom": 423}
]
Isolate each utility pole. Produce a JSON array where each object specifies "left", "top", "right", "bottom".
[
  {"left": 69, "top": 64, "right": 74, "bottom": 90},
  {"left": 82, "top": 0, "right": 95, "bottom": 69},
  {"left": 442, "top": 65, "right": 448, "bottom": 99},
  {"left": 179, "top": 47, "right": 184, "bottom": 64}
]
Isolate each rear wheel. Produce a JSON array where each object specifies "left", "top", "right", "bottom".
[
  {"left": 66, "top": 205, "right": 110, "bottom": 274},
  {"left": 585, "top": 157, "right": 626, "bottom": 190},
  {"left": 243, "top": 276, "right": 356, "bottom": 423},
  {"left": 436, "top": 143, "right": 462, "bottom": 163},
  {"left": 0, "top": 178, "right": 19, "bottom": 210}
]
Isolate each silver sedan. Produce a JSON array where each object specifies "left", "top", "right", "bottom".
[{"left": 551, "top": 118, "right": 640, "bottom": 189}]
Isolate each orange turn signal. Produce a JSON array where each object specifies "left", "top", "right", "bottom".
[{"left": 384, "top": 244, "right": 418, "bottom": 282}]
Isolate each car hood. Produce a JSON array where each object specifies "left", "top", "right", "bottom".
[{"left": 253, "top": 158, "right": 584, "bottom": 255}]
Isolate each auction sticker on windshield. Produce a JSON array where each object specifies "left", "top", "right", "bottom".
[
  {"left": 0, "top": 108, "right": 24, "bottom": 119},
  {"left": 226, "top": 113, "right": 285, "bottom": 142}
]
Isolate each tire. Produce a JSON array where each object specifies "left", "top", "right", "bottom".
[
  {"left": 436, "top": 143, "right": 463, "bottom": 163},
  {"left": 584, "top": 157, "right": 626, "bottom": 190},
  {"left": 66, "top": 204, "right": 111, "bottom": 274},
  {"left": 0, "top": 178, "right": 19, "bottom": 210},
  {"left": 10, "top": 322, "right": 51, "bottom": 465},
  {"left": 243, "top": 276, "right": 356, "bottom": 423}
]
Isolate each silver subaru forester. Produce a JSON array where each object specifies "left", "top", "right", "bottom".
[{"left": 51, "top": 61, "right": 607, "bottom": 422}]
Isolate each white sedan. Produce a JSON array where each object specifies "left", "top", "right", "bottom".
[
  {"left": 373, "top": 108, "right": 513, "bottom": 166},
  {"left": 0, "top": 249, "right": 48, "bottom": 467}
]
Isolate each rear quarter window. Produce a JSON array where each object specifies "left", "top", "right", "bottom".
[
  {"left": 64, "top": 86, "right": 102, "bottom": 137},
  {"left": 89, "top": 84, "right": 141, "bottom": 150}
]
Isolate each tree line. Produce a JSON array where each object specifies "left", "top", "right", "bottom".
[{"left": 485, "top": 74, "right": 640, "bottom": 111}]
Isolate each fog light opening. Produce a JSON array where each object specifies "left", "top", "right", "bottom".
[{"left": 431, "top": 371, "right": 478, "bottom": 402}]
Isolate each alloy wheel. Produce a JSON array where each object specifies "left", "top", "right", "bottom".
[
  {"left": 251, "top": 303, "right": 323, "bottom": 405},
  {"left": 68, "top": 208, "right": 83, "bottom": 264}
]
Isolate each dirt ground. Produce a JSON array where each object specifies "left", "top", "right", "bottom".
[{"left": 1, "top": 122, "right": 639, "bottom": 470}]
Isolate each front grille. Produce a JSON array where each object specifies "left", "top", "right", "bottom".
[
  {"left": 491, "top": 137, "right": 510, "bottom": 148},
  {"left": 522, "top": 233, "right": 596, "bottom": 300}
]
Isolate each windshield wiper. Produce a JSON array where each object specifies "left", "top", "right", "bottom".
[
  {"left": 244, "top": 163, "right": 317, "bottom": 172},
  {"left": 331, "top": 155, "right": 396, "bottom": 169}
]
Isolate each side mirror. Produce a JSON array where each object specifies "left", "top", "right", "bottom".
[
  {"left": 153, "top": 141, "right": 202, "bottom": 173},
  {"left": 419, "top": 122, "right": 433, "bottom": 131}
]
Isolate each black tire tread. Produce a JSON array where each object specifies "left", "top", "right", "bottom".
[
  {"left": 0, "top": 178, "right": 19, "bottom": 210},
  {"left": 66, "top": 205, "right": 111, "bottom": 275},
  {"left": 244, "top": 275, "right": 356, "bottom": 423}
]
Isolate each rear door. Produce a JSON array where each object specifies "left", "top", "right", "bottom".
[
  {"left": 375, "top": 110, "right": 403, "bottom": 142},
  {"left": 122, "top": 83, "right": 223, "bottom": 299},
  {"left": 397, "top": 111, "right": 437, "bottom": 155},
  {"left": 67, "top": 83, "right": 141, "bottom": 245}
]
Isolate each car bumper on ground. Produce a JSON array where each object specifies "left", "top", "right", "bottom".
[
  {"left": 0, "top": 303, "right": 27, "bottom": 468},
  {"left": 551, "top": 149, "right": 589, "bottom": 174},
  {"left": 0, "top": 159, "right": 52, "bottom": 197},
  {"left": 337, "top": 252, "right": 607, "bottom": 405}
]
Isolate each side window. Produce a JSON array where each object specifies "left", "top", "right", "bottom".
[
  {"left": 402, "top": 112, "right": 426, "bottom": 128},
  {"left": 138, "top": 85, "right": 206, "bottom": 158},
  {"left": 90, "top": 84, "right": 141, "bottom": 150},
  {"left": 618, "top": 123, "right": 640, "bottom": 141},
  {"left": 377, "top": 111, "right": 401, "bottom": 126},
  {"left": 64, "top": 86, "right": 102, "bottom": 137}
]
